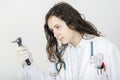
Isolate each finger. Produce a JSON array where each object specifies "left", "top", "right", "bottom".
[
  {"left": 17, "top": 51, "right": 30, "bottom": 57},
  {"left": 17, "top": 53, "right": 30, "bottom": 61},
  {"left": 16, "top": 47, "right": 26, "bottom": 52},
  {"left": 17, "top": 50, "right": 29, "bottom": 55}
]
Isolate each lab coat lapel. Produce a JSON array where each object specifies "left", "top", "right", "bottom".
[{"left": 80, "top": 42, "right": 90, "bottom": 79}]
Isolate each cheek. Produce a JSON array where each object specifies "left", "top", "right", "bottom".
[{"left": 63, "top": 30, "right": 74, "bottom": 40}]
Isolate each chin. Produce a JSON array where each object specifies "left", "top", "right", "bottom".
[{"left": 61, "top": 41, "right": 68, "bottom": 45}]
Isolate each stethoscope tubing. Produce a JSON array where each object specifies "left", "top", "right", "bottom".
[{"left": 55, "top": 41, "right": 94, "bottom": 71}]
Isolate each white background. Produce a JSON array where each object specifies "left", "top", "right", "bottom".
[{"left": 0, "top": 0, "right": 120, "bottom": 80}]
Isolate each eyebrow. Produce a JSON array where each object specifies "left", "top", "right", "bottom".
[
  {"left": 49, "top": 24, "right": 60, "bottom": 30},
  {"left": 49, "top": 24, "right": 61, "bottom": 31}
]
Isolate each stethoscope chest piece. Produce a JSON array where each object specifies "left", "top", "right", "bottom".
[{"left": 90, "top": 56, "right": 96, "bottom": 64}]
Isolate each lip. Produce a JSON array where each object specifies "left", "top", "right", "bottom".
[{"left": 58, "top": 37, "right": 63, "bottom": 41}]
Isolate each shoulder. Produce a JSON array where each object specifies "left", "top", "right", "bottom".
[
  {"left": 89, "top": 36, "right": 115, "bottom": 53},
  {"left": 90, "top": 36, "right": 113, "bottom": 47},
  {"left": 89, "top": 36, "right": 119, "bottom": 54}
]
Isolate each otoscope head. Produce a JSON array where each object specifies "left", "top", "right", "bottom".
[{"left": 12, "top": 37, "right": 22, "bottom": 47}]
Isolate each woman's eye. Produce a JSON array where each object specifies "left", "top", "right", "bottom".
[
  {"left": 56, "top": 26, "right": 59, "bottom": 29},
  {"left": 56, "top": 25, "right": 61, "bottom": 29}
]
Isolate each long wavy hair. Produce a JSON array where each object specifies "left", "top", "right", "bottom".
[{"left": 44, "top": 2, "right": 101, "bottom": 73}]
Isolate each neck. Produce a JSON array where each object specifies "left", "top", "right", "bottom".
[{"left": 70, "top": 32, "right": 82, "bottom": 47}]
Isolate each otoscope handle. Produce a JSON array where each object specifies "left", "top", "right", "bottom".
[
  {"left": 25, "top": 59, "right": 31, "bottom": 66},
  {"left": 14, "top": 37, "right": 31, "bottom": 66}
]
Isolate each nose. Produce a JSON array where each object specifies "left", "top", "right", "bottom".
[{"left": 53, "top": 30, "right": 59, "bottom": 38}]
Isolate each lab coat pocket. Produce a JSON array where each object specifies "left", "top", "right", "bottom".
[
  {"left": 90, "top": 64, "right": 108, "bottom": 80},
  {"left": 95, "top": 68, "right": 108, "bottom": 80},
  {"left": 96, "top": 69, "right": 104, "bottom": 80}
]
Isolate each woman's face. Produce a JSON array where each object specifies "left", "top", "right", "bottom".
[{"left": 48, "top": 16, "right": 81, "bottom": 46}]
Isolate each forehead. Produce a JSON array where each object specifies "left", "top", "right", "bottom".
[{"left": 47, "top": 16, "right": 66, "bottom": 29}]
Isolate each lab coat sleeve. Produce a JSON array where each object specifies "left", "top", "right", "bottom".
[
  {"left": 18, "top": 62, "right": 56, "bottom": 80},
  {"left": 18, "top": 62, "right": 43, "bottom": 80},
  {"left": 109, "top": 43, "right": 120, "bottom": 80}
]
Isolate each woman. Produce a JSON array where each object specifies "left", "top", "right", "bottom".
[{"left": 17, "top": 2, "right": 120, "bottom": 80}]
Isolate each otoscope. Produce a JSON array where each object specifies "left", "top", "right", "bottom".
[{"left": 12, "top": 37, "right": 31, "bottom": 66}]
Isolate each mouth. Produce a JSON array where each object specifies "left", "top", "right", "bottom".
[
  {"left": 59, "top": 37, "right": 64, "bottom": 41},
  {"left": 57, "top": 37, "right": 63, "bottom": 42}
]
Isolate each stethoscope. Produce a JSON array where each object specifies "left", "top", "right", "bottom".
[
  {"left": 90, "top": 41, "right": 96, "bottom": 63},
  {"left": 55, "top": 41, "right": 95, "bottom": 72},
  {"left": 90, "top": 41, "right": 105, "bottom": 75},
  {"left": 55, "top": 41, "right": 104, "bottom": 76},
  {"left": 55, "top": 48, "right": 66, "bottom": 72}
]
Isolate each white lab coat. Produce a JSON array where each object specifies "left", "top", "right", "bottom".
[{"left": 19, "top": 37, "right": 120, "bottom": 80}]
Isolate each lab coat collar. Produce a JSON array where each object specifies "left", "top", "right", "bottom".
[{"left": 68, "top": 38, "right": 87, "bottom": 49}]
